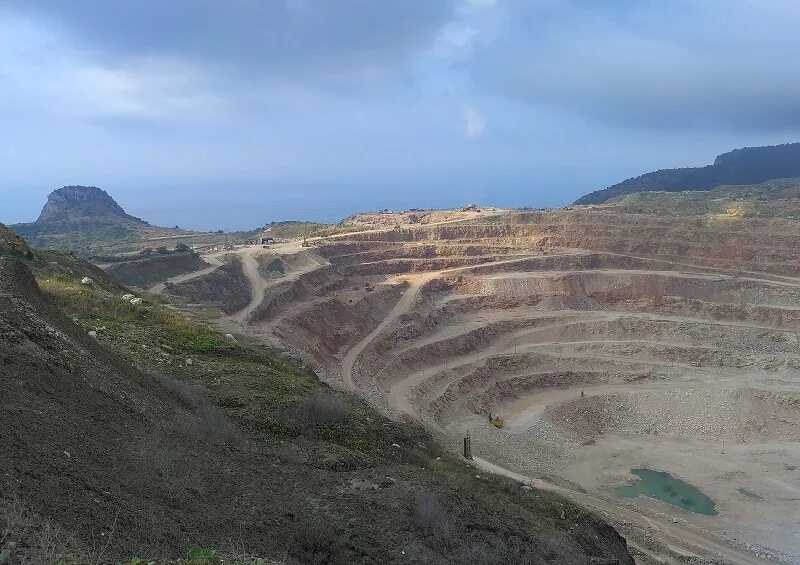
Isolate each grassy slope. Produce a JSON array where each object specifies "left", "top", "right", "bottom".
[
  {"left": 2, "top": 248, "right": 632, "bottom": 565},
  {"left": 606, "top": 178, "right": 800, "bottom": 220}
]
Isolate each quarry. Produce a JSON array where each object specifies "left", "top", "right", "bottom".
[{"left": 156, "top": 200, "right": 800, "bottom": 564}]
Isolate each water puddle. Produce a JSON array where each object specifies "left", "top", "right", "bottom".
[{"left": 616, "top": 468, "right": 717, "bottom": 516}]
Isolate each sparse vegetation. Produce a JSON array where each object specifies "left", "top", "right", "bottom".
[{"left": 576, "top": 142, "right": 800, "bottom": 205}]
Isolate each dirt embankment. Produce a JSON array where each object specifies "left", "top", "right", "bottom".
[
  {"left": 0, "top": 223, "right": 32, "bottom": 257},
  {"left": 0, "top": 258, "right": 188, "bottom": 559},
  {"left": 104, "top": 252, "right": 209, "bottom": 288},
  {"left": 167, "top": 256, "right": 251, "bottom": 314},
  {"left": 336, "top": 211, "right": 800, "bottom": 275},
  {"left": 274, "top": 284, "right": 404, "bottom": 364},
  {"left": 248, "top": 266, "right": 346, "bottom": 324}
]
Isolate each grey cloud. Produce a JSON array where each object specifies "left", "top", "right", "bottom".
[
  {"left": 5, "top": 0, "right": 455, "bottom": 83},
  {"left": 471, "top": 0, "right": 800, "bottom": 131}
]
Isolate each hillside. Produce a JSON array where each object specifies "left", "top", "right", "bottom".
[
  {"left": 575, "top": 142, "right": 800, "bottom": 204},
  {"left": 0, "top": 228, "right": 634, "bottom": 564},
  {"left": 12, "top": 186, "right": 230, "bottom": 256},
  {"left": 606, "top": 178, "right": 800, "bottom": 219}
]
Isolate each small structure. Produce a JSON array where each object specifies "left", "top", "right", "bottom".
[{"left": 260, "top": 236, "right": 275, "bottom": 245}]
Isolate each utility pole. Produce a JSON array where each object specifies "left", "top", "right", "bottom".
[{"left": 463, "top": 434, "right": 472, "bottom": 460}]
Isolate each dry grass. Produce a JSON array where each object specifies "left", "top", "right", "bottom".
[{"left": 1, "top": 488, "right": 83, "bottom": 564}]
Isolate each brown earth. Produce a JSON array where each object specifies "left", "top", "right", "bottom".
[
  {"left": 215, "top": 202, "right": 800, "bottom": 564},
  {"left": 166, "top": 255, "right": 252, "bottom": 314},
  {"left": 103, "top": 252, "right": 209, "bottom": 288}
]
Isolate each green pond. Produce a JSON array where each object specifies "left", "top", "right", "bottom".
[{"left": 616, "top": 468, "right": 717, "bottom": 516}]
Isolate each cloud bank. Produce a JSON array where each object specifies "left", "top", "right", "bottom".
[{"left": 2, "top": 0, "right": 800, "bottom": 229}]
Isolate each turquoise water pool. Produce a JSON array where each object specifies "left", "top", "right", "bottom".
[{"left": 616, "top": 468, "right": 717, "bottom": 516}]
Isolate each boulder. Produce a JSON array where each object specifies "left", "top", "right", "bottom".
[{"left": 80, "top": 277, "right": 93, "bottom": 285}]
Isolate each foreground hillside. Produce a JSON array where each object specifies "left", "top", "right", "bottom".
[
  {"left": 576, "top": 142, "right": 800, "bottom": 204},
  {"left": 0, "top": 226, "right": 633, "bottom": 564}
]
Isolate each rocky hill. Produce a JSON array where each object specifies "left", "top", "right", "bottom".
[
  {"left": 11, "top": 186, "right": 229, "bottom": 256},
  {"left": 34, "top": 185, "right": 148, "bottom": 224},
  {"left": 575, "top": 142, "right": 800, "bottom": 204},
  {"left": 0, "top": 231, "right": 634, "bottom": 564}
]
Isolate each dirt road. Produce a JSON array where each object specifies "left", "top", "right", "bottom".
[
  {"left": 341, "top": 254, "right": 558, "bottom": 390},
  {"left": 229, "top": 244, "right": 327, "bottom": 325},
  {"left": 149, "top": 254, "right": 225, "bottom": 293},
  {"left": 232, "top": 248, "right": 268, "bottom": 324}
]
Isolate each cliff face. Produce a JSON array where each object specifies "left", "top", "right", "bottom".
[
  {"left": 575, "top": 142, "right": 800, "bottom": 204},
  {"left": 11, "top": 186, "right": 158, "bottom": 255}
]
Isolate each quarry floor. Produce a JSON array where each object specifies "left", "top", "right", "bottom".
[{"left": 164, "top": 213, "right": 800, "bottom": 565}]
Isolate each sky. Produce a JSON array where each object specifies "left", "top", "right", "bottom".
[{"left": 2, "top": 0, "right": 800, "bottom": 231}]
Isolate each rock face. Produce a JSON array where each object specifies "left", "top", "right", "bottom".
[
  {"left": 576, "top": 142, "right": 800, "bottom": 205},
  {"left": 35, "top": 185, "right": 146, "bottom": 224},
  {"left": 11, "top": 186, "right": 157, "bottom": 255}
]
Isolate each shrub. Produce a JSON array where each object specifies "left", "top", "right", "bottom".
[
  {"left": 186, "top": 547, "right": 221, "bottom": 565},
  {"left": 290, "top": 516, "right": 351, "bottom": 564},
  {"left": 153, "top": 373, "right": 237, "bottom": 443},
  {"left": 292, "top": 392, "right": 348, "bottom": 430},
  {"left": 413, "top": 492, "right": 455, "bottom": 544}
]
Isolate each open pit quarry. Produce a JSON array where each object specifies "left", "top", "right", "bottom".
[{"left": 164, "top": 207, "right": 800, "bottom": 564}]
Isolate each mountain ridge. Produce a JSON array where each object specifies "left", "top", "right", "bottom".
[{"left": 575, "top": 142, "right": 800, "bottom": 205}]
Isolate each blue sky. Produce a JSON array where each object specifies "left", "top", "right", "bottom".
[{"left": 2, "top": 0, "right": 800, "bottom": 230}]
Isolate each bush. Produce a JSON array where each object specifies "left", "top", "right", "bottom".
[
  {"left": 153, "top": 373, "right": 238, "bottom": 443},
  {"left": 414, "top": 492, "right": 455, "bottom": 544},
  {"left": 293, "top": 392, "right": 348, "bottom": 430},
  {"left": 290, "top": 516, "right": 351, "bottom": 564}
]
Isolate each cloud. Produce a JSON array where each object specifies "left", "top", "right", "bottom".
[
  {"left": 0, "top": 17, "right": 222, "bottom": 122},
  {"left": 462, "top": 104, "right": 487, "bottom": 138},
  {"left": 431, "top": 22, "right": 478, "bottom": 59},
  {"left": 471, "top": 0, "right": 800, "bottom": 131},
  {"left": 3, "top": 1, "right": 455, "bottom": 86}
]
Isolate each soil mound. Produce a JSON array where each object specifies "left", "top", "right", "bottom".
[{"left": 0, "top": 223, "right": 31, "bottom": 257}]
